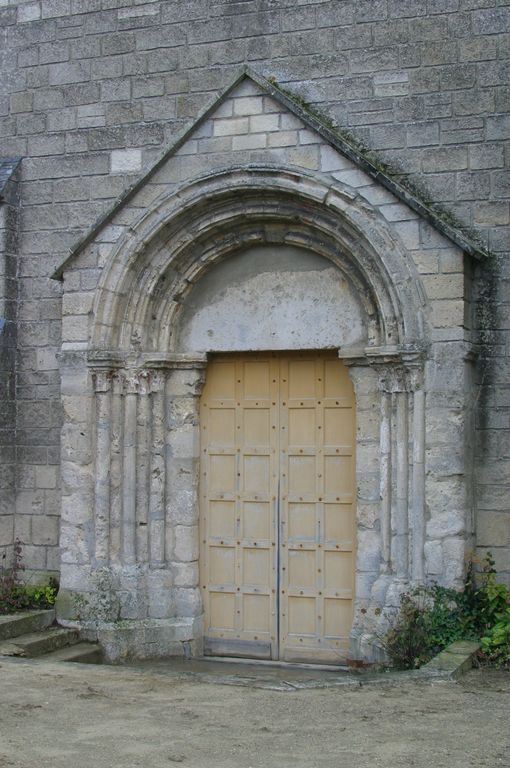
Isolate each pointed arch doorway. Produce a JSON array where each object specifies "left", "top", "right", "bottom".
[{"left": 199, "top": 350, "right": 356, "bottom": 663}]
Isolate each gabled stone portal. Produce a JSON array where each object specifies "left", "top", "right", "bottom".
[{"left": 53, "top": 70, "right": 476, "bottom": 662}]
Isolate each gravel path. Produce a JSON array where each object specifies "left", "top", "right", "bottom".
[{"left": 0, "top": 659, "right": 508, "bottom": 768}]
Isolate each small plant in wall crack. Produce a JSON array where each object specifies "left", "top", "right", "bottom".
[{"left": 0, "top": 538, "right": 25, "bottom": 613}]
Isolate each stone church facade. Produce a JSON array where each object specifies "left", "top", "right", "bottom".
[{"left": 0, "top": 1, "right": 508, "bottom": 662}]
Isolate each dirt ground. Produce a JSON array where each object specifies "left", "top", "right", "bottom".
[{"left": 0, "top": 658, "right": 509, "bottom": 768}]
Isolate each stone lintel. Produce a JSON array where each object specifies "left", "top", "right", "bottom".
[
  {"left": 87, "top": 350, "right": 126, "bottom": 369},
  {"left": 141, "top": 352, "right": 208, "bottom": 370}
]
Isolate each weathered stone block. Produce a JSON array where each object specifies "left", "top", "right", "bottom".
[
  {"left": 477, "top": 511, "right": 510, "bottom": 547},
  {"left": 0, "top": 515, "right": 14, "bottom": 547},
  {"left": 213, "top": 117, "right": 249, "bottom": 136},
  {"left": 49, "top": 61, "right": 90, "bottom": 86},
  {"left": 35, "top": 465, "right": 58, "bottom": 489},
  {"left": 173, "top": 525, "right": 199, "bottom": 563},
  {"left": 319, "top": 145, "right": 352, "bottom": 173},
  {"left": 61, "top": 314, "right": 89, "bottom": 343},
  {"left": 249, "top": 113, "right": 279, "bottom": 133},
  {"left": 443, "top": 538, "right": 466, "bottom": 585},
  {"left": 101, "top": 78, "right": 131, "bottom": 103},
  {"left": 173, "top": 562, "right": 199, "bottom": 588},
  {"left": 168, "top": 488, "right": 198, "bottom": 526},
  {"left": 148, "top": 590, "right": 174, "bottom": 620},
  {"left": 430, "top": 299, "right": 465, "bottom": 328},
  {"left": 473, "top": 7, "right": 510, "bottom": 35},
  {"left": 232, "top": 133, "right": 266, "bottom": 151},
  {"left": 233, "top": 96, "right": 263, "bottom": 116},
  {"left": 31, "top": 515, "right": 59, "bottom": 545},
  {"left": 424, "top": 539, "right": 443, "bottom": 575},
  {"left": 356, "top": 530, "right": 381, "bottom": 573},
  {"left": 174, "top": 586, "right": 202, "bottom": 618},
  {"left": 62, "top": 291, "right": 94, "bottom": 316},
  {"left": 109, "top": 148, "right": 141, "bottom": 173},
  {"left": 422, "top": 273, "right": 464, "bottom": 300},
  {"left": 15, "top": 490, "right": 45, "bottom": 517},
  {"left": 18, "top": 3, "right": 42, "bottom": 23}
]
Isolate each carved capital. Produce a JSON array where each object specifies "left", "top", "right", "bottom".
[
  {"left": 96, "top": 367, "right": 170, "bottom": 396},
  {"left": 406, "top": 365, "right": 424, "bottom": 393},
  {"left": 111, "top": 370, "right": 125, "bottom": 396},
  {"left": 188, "top": 368, "right": 207, "bottom": 397},
  {"left": 378, "top": 365, "right": 406, "bottom": 394},
  {"left": 92, "top": 370, "right": 114, "bottom": 393},
  {"left": 124, "top": 371, "right": 140, "bottom": 395},
  {"left": 149, "top": 370, "right": 167, "bottom": 393},
  {"left": 377, "top": 362, "right": 424, "bottom": 394}
]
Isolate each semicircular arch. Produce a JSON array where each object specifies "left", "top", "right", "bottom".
[{"left": 90, "top": 165, "right": 428, "bottom": 356}]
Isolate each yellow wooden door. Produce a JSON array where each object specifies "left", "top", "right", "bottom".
[{"left": 200, "top": 352, "right": 355, "bottom": 663}]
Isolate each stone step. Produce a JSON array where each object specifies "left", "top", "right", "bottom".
[
  {"left": 0, "top": 627, "right": 79, "bottom": 658},
  {"left": 0, "top": 610, "right": 55, "bottom": 641},
  {"left": 42, "top": 642, "right": 103, "bottom": 665}
]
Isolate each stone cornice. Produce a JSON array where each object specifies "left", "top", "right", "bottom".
[{"left": 87, "top": 350, "right": 208, "bottom": 371}]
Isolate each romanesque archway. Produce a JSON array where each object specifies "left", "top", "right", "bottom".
[{"left": 59, "top": 166, "right": 430, "bottom": 661}]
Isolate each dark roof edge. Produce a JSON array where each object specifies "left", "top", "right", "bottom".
[
  {"left": 248, "top": 69, "right": 486, "bottom": 262},
  {"left": 52, "top": 67, "right": 485, "bottom": 280}
]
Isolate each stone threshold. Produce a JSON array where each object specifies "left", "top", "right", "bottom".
[{"left": 0, "top": 640, "right": 480, "bottom": 692}]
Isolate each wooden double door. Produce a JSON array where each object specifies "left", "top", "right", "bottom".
[{"left": 199, "top": 352, "right": 355, "bottom": 664}]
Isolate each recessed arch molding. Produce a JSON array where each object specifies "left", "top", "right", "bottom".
[{"left": 90, "top": 165, "right": 428, "bottom": 359}]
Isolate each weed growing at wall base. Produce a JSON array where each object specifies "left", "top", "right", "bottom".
[
  {"left": 0, "top": 540, "right": 58, "bottom": 614},
  {"left": 383, "top": 554, "right": 510, "bottom": 669}
]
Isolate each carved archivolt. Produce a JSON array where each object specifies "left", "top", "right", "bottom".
[{"left": 90, "top": 165, "right": 428, "bottom": 357}]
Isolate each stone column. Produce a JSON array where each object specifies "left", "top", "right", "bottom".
[
  {"left": 93, "top": 371, "right": 112, "bottom": 566},
  {"left": 343, "top": 348, "right": 426, "bottom": 619},
  {"left": 135, "top": 371, "right": 151, "bottom": 565},
  {"left": 90, "top": 365, "right": 173, "bottom": 572},
  {"left": 148, "top": 371, "right": 166, "bottom": 568},
  {"left": 409, "top": 367, "right": 426, "bottom": 584},
  {"left": 394, "top": 380, "right": 409, "bottom": 580},
  {"left": 122, "top": 373, "right": 138, "bottom": 567},
  {"left": 56, "top": 350, "right": 96, "bottom": 622},
  {"left": 166, "top": 364, "right": 206, "bottom": 625},
  {"left": 109, "top": 371, "right": 124, "bottom": 564},
  {"left": 377, "top": 360, "right": 426, "bottom": 587},
  {"left": 379, "top": 387, "right": 392, "bottom": 574},
  {"left": 344, "top": 361, "right": 382, "bottom": 603}
]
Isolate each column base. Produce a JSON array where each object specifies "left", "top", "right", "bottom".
[{"left": 59, "top": 616, "right": 204, "bottom": 663}]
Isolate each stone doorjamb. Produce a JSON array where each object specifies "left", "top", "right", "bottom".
[
  {"left": 340, "top": 344, "right": 426, "bottom": 658},
  {"left": 58, "top": 350, "right": 210, "bottom": 661}
]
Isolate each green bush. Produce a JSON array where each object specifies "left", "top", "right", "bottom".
[
  {"left": 383, "top": 554, "right": 510, "bottom": 670},
  {"left": 480, "top": 606, "right": 510, "bottom": 667}
]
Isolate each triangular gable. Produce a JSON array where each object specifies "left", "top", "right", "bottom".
[{"left": 51, "top": 67, "right": 485, "bottom": 280}]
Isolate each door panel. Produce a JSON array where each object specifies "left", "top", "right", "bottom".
[
  {"left": 200, "top": 352, "right": 355, "bottom": 663},
  {"left": 201, "top": 356, "right": 278, "bottom": 659}
]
